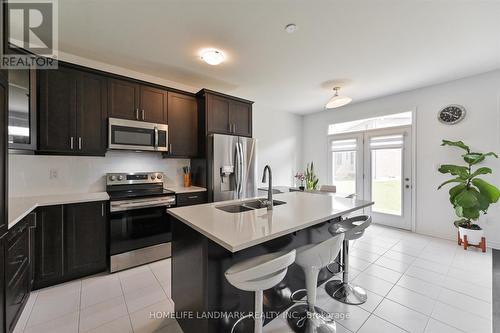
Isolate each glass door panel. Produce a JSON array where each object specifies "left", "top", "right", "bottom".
[{"left": 371, "top": 148, "right": 402, "bottom": 215}]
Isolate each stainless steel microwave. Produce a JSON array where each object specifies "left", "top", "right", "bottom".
[{"left": 108, "top": 118, "right": 168, "bottom": 152}]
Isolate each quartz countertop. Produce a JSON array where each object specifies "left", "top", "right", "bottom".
[
  {"left": 8, "top": 192, "right": 110, "bottom": 229},
  {"left": 167, "top": 191, "right": 373, "bottom": 252},
  {"left": 166, "top": 186, "right": 207, "bottom": 194}
]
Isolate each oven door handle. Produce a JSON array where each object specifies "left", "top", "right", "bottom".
[{"left": 110, "top": 200, "right": 175, "bottom": 212}]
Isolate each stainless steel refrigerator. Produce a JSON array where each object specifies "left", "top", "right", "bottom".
[{"left": 207, "top": 134, "right": 257, "bottom": 202}]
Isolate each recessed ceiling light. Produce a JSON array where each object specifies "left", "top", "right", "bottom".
[
  {"left": 285, "top": 23, "right": 298, "bottom": 33},
  {"left": 325, "top": 87, "right": 352, "bottom": 109},
  {"left": 200, "top": 49, "right": 225, "bottom": 65}
]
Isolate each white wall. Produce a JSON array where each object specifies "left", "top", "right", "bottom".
[
  {"left": 9, "top": 52, "right": 303, "bottom": 196},
  {"left": 253, "top": 107, "right": 303, "bottom": 187},
  {"left": 303, "top": 70, "right": 500, "bottom": 246},
  {"left": 9, "top": 152, "right": 190, "bottom": 197}
]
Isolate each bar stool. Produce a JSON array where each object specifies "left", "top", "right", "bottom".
[
  {"left": 225, "top": 249, "right": 296, "bottom": 333},
  {"left": 287, "top": 234, "right": 344, "bottom": 333},
  {"left": 325, "top": 215, "right": 372, "bottom": 305}
]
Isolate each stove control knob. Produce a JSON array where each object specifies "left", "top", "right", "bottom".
[
  {"left": 109, "top": 175, "right": 116, "bottom": 181},
  {"left": 117, "top": 175, "right": 124, "bottom": 181},
  {"left": 157, "top": 174, "right": 162, "bottom": 179},
  {"left": 150, "top": 174, "right": 156, "bottom": 180}
]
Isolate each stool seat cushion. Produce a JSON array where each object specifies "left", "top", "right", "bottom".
[
  {"left": 329, "top": 215, "right": 372, "bottom": 240},
  {"left": 295, "top": 234, "right": 344, "bottom": 270},
  {"left": 225, "top": 250, "right": 296, "bottom": 292}
]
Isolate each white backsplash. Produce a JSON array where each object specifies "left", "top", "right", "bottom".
[{"left": 8, "top": 151, "right": 190, "bottom": 197}]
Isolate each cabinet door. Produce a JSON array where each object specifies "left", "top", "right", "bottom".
[
  {"left": 140, "top": 85, "right": 167, "bottom": 123},
  {"left": 0, "top": 233, "right": 6, "bottom": 333},
  {"left": 34, "top": 205, "right": 64, "bottom": 289},
  {"left": 6, "top": 221, "right": 30, "bottom": 333},
  {"left": 0, "top": 77, "right": 7, "bottom": 236},
  {"left": 108, "top": 78, "right": 139, "bottom": 120},
  {"left": 65, "top": 202, "right": 106, "bottom": 278},
  {"left": 207, "top": 94, "right": 230, "bottom": 134},
  {"left": 38, "top": 66, "right": 78, "bottom": 153},
  {"left": 77, "top": 72, "right": 107, "bottom": 155},
  {"left": 167, "top": 92, "right": 197, "bottom": 157},
  {"left": 230, "top": 101, "right": 252, "bottom": 137}
]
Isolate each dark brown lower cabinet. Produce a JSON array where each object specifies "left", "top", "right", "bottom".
[
  {"left": 5, "top": 217, "right": 30, "bottom": 333},
  {"left": 34, "top": 205, "right": 64, "bottom": 289},
  {"left": 0, "top": 232, "right": 6, "bottom": 333},
  {"left": 65, "top": 202, "right": 106, "bottom": 279},
  {"left": 34, "top": 201, "right": 107, "bottom": 290}
]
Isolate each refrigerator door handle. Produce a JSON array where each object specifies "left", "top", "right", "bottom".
[
  {"left": 234, "top": 142, "right": 243, "bottom": 198},
  {"left": 238, "top": 142, "right": 244, "bottom": 197}
]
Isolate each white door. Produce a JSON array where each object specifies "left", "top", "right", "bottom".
[
  {"left": 364, "top": 127, "right": 412, "bottom": 230},
  {"left": 329, "top": 126, "right": 412, "bottom": 230}
]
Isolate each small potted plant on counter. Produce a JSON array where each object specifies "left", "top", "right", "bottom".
[
  {"left": 305, "top": 162, "right": 319, "bottom": 191},
  {"left": 438, "top": 140, "right": 500, "bottom": 252},
  {"left": 294, "top": 172, "right": 305, "bottom": 191}
]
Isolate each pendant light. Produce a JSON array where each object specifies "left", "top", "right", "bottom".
[{"left": 325, "top": 87, "right": 352, "bottom": 109}]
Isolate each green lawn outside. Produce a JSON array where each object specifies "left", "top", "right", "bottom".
[{"left": 335, "top": 179, "right": 401, "bottom": 215}]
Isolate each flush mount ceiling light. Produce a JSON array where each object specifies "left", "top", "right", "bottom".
[
  {"left": 325, "top": 87, "right": 352, "bottom": 109},
  {"left": 200, "top": 49, "right": 225, "bottom": 65},
  {"left": 285, "top": 23, "right": 298, "bottom": 33}
]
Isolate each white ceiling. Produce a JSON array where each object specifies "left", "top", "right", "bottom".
[{"left": 56, "top": 0, "right": 500, "bottom": 114}]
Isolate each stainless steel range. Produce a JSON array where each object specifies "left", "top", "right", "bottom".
[{"left": 106, "top": 172, "right": 175, "bottom": 272}]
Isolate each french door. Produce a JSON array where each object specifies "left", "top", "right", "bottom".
[{"left": 329, "top": 126, "right": 412, "bottom": 230}]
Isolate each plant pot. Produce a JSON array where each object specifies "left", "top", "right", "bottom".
[
  {"left": 458, "top": 226, "right": 484, "bottom": 245},
  {"left": 299, "top": 186, "right": 305, "bottom": 191}
]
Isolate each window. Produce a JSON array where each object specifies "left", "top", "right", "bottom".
[{"left": 328, "top": 111, "right": 412, "bottom": 135}]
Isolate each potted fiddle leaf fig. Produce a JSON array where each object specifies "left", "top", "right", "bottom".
[{"left": 438, "top": 140, "right": 500, "bottom": 251}]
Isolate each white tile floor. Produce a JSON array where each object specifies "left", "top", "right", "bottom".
[{"left": 12, "top": 224, "right": 492, "bottom": 333}]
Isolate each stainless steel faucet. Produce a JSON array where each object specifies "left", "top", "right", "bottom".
[{"left": 261, "top": 165, "right": 273, "bottom": 210}]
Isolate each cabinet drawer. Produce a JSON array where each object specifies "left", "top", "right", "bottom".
[
  {"left": 7, "top": 220, "right": 30, "bottom": 287},
  {"left": 176, "top": 191, "right": 207, "bottom": 207},
  {"left": 6, "top": 264, "right": 30, "bottom": 333}
]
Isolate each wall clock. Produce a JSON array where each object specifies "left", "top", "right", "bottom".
[{"left": 438, "top": 105, "right": 466, "bottom": 125}]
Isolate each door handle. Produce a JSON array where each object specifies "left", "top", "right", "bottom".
[
  {"left": 154, "top": 127, "right": 159, "bottom": 150},
  {"left": 70, "top": 137, "right": 74, "bottom": 150},
  {"left": 169, "top": 144, "right": 173, "bottom": 154},
  {"left": 135, "top": 108, "right": 139, "bottom": 120},
  {"left": 142, "top": 109, "right": 145, "bottom": 120},
  {"left": 78, "top": 137, "right": 82, "bottom": 150}
]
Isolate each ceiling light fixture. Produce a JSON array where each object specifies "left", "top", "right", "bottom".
[
  {"left": 325, "top": 87, "right": 352, "bottom": 109},
  {"left": 285, "top": 23, "right": 298, "bottom": 33},
  {"left": 200, "top": 49, "right": 225, "bottom": 65}
]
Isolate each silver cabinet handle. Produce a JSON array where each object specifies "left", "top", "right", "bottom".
[
  {"left": 233, "top": 123, "right": 236, "bottom": 133},
  {"left": 169, "top": 144, "right": 172, "bottom": 154},
  {"left": 141, "top": 109, "right": 145, "bottom": 120},
  {"left": 136, "top": 108, "right": 139, "bottom": 120},
  {"left": 78, "top": 137, "right": 82, "bottom": 150},
  {"left": 70, "top": 137, "right": 74, "bottom": 150},
  {"left": 101, "top": 203, "right": 105, "bottom": 216},
  {"left": 188, "top": 195, "right": 198, "bottom": 199}
]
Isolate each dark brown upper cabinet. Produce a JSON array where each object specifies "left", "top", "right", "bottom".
[
  {"left": 0, "top": 74, "right": 8, "bottom": 237},
  {"left": 166, "top": 92, "right": 198, "bottom": 157},
  {"left": 108, "top": 78, "right": 168, "bottom": 123},
  {"left": 108, "top": 78, "right": 140, "bottom": 121},
  {"left": 38, "top": 64, "right": 107, "bottom": 156},
  {"left": 197, "top": 89, "right": 253, "bottom": 138},
  {"left": 140, "top": 85, "right": 167, "bottom": 123}
]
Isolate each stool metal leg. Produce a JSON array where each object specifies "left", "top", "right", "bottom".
[
  {"left": 325, "top": 240, "right": 367, "bottom": 305},
  {"left": 287, "top": 267, "right": 337, "bottom": 333},
  {"left": 254, "top": 290, "right": 263, "bottom": 333}
]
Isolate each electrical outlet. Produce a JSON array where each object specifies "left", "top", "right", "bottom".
[{"left": 49, "top": 168, "right": 58, "bottom": 179}]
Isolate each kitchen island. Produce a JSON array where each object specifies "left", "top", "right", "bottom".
[{"left": 167, "top": 191, "right": 373, "bottom": 333}]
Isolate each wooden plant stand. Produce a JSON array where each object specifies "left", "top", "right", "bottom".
[{"left": 457, "top": 231, "right": 486, "bottom": 252}]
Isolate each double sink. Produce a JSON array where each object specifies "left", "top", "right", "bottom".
[{"left": 216, "top": 198, "right": 286, "bottom": 213}]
